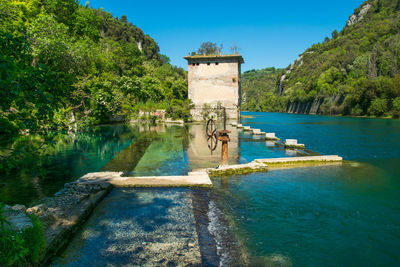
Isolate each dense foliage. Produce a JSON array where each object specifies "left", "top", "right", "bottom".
[
  {"left": 245, "top": 0, "right": 400, "bottom": 117},
  {"left": 0, "top": 0, "right": 188, "bottom": 173},
  {"left": 241, "top": 67, "right": 284, "bottom": 112}
]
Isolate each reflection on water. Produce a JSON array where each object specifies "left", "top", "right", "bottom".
[
  {"left": 187, "top": 123, "right": 239, "bottom": 169},
  {"left": 0, "top": 124, "right": 141, "bottom": 205},
  {"left": 1, "top": 121, "right": 292, "bottom": 205}
]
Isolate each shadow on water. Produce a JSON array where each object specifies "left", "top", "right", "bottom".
[{"left": 102, "top": 131, "right": 158, "bottom": 172}]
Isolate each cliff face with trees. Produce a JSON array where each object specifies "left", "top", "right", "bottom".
[
  {"left": 241, "top": 68, "right": 284, "bottom": 112},
  {"left": 0, "top": 0, "right": 190, "bottom": 173},
  {"left": 243, "top": 0, "right": 400, "bottom": 118}
]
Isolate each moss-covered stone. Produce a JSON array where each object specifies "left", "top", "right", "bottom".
[
  {"left": 208, "top": 167, "right": 267, "bottom": 177},
  {"left": 284, "top": 144, "right": 305, "bottom": 149}
]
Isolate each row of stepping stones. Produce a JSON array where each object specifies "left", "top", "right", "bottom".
[{"left": 230, "top": 121, "right": 305, "bottom": 148}]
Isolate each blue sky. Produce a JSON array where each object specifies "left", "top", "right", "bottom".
[{"left": 88, "top": 0, "right": 365, "bottom": 71}]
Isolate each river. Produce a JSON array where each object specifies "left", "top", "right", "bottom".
[{"left": 2, "top": 112, "right": 400, "bottom": 266}]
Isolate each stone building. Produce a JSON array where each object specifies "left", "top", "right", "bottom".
[{"left": 184, "top": 54, "right": 244, "bottom": 121}]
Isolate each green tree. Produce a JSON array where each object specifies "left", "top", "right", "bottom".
[
  {"left": 196, "top": 42, "right": 223, "bottom": 55},
  {"left": 368, "top": 98, "right": 388, "bottom": 116},
  {"left": 332, "top": 30, "right": 339, "bottom": 39}
]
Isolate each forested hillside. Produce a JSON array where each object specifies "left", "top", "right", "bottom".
[
  {"left": 0, "top": 0, "right": 189, "bottom": 140},
  {"left": 244, "top": 0, "right": 400, "bottom": 117},
  {"left": 0, "top": 0, "right": 191, "bottom": 173},
  {"left": 241, "top": 67, "right": 284, "bottom": 112}
]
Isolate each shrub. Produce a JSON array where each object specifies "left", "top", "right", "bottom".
[
  {"left": 392, "top": 97, "right": 400, "bottom": 118},
  {"left": 368, "top": 98, "right": 388, "bottom": 116}
]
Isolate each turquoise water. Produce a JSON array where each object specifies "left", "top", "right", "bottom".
[
  {"left": 241, "top": 112, "right": 400, "bottom": 160},
  {"left": 0, "top": 122, "right": 289, "bottom": 205},
  {"left": 3, "top": 112, "right": 400, "bottom": 266},
  {"left": 0, "top": 124, "right": 141, "bottom": 205},
  {"left": 210, "top": 112, "right": 400, "bottom": 266}
]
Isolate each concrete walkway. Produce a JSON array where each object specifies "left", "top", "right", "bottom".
[
  {"left": 79, "top": 171, "right": 212, "bottom": 187},
  {"left": 78, "top": 156, "right": 342, "bottom": 186}
]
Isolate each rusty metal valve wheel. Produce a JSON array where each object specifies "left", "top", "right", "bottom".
[{"left": 206, "top": 119, "right": 218, "bottom": 152}]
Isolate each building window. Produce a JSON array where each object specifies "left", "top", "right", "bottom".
[
  {"left": 207, "top": 62, "right": 210, "bottom": 65},
  {"left": 196, "top": 63, "right": 199, "bottom": 66},
  {"left": 192, "top": 63, "right": 195, "bottom": 66},
  {"left": 215, "top": 62, "right": 219, "bottom": 65}
]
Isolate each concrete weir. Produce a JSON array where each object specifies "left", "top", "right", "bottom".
[
  {"left": 79, "top": 171, "right": 213, "bottom": 187},
  {"left": 208, "top": 155, "right": 343, "bottom": 176},
  {"left": 255, "top": 155, "right": 342, "bottom": 165}
]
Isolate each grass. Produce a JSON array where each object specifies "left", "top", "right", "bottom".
[{"left": 0, "top": 204, "right": 45, "bottom": 266}]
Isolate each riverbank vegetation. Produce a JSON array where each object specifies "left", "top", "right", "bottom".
[
  {"left": 241, "top": 67, "right": 284, "bottom": 112},
  {"left": 0, "top": 204, "right": 45, "bottom": 266},
  {"left": 0, "top": 0, "right": 189, "bottom": 174},
  {"left": 243, "top": 0, "right": 400, "bottom": 118}
]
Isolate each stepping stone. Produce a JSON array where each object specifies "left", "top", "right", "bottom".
[
  {"left": 243, "top": 126, "right": 252, "bottom": 131},
  {"left": 284, "top": 139, "right": 305, "bottom": 149},
  {"left": 231, "top": 121, "right": 238, "bottom": 126},
  {"left": 252, "top": 129, "right": 266, "bottom": 135},
  {"left": 237, "top": 124, "right": 244, "bottom": 128},
  {"left": 265, "top": 133, "right": 279, "bottom": 140}
]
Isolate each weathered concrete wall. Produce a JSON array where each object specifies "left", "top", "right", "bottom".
[{"left": 185, "top": 56, "right": 243, "bottom": 121}]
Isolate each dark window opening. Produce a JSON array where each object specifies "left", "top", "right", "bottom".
[
  {"left": 196, "top": 63, "right": 200, "bottom": 66},
  {"left": 192, "top": 63, "right": 195, "bottom": 66},
  {"left": 207, "top": 62, "right": 210, "bottom": 65},
  {"left": 215, "top": 62, "right": 219, "bottom": 65}
]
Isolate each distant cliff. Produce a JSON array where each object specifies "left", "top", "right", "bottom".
[{"left": 244, "top": 0, "right": 400, "bottom": 118}]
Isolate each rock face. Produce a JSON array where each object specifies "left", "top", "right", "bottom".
[
  {"left": 286, "top": 95, "right": 345, "bottom": 115},
  {"left": 346, "top": 3, "right": 372, "bottom": 26},
  {"left": 286, "top": 98, "right": 324, "bottom": 114},
  {"left": 3, "top": 204, "right": 33, "bottom": 232}
]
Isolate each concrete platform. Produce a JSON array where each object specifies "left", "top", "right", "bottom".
[
  {"left": 207, "top": 155, "right": 343, "bottom": 176},
  {"left": 79, "top": 171, "right": 212, "bottom": 187}
]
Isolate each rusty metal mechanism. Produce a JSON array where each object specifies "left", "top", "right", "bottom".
[
  {"left": 206, "top": 118, "right": 218, "bottom": 153},
  {"left": 205, "top": 107, "right": 231, "bottom": 166}
]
